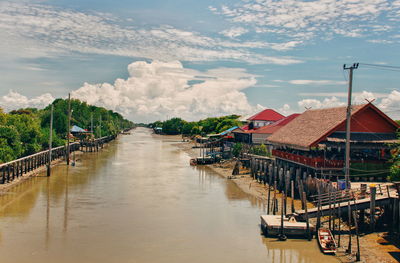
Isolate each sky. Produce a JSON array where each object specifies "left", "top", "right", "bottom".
[{"left": 0, "top": 0, "right": 399, "bottom": 122}]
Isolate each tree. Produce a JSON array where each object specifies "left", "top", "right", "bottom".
[
  {"left": 162, "top": 118, "right": 184, "bottom": 135},
  {"left": 232, "top": 143, "right": 243, "bottom": 157},
  {"left": 215, "top": 118, "right": 241, "bottom": 133}
]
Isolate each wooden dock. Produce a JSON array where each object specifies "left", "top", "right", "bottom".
[
  {"left": 295, "top": 186, "right": 397, "bottom": 220},
  {"left": 261, "top": 215, "right": 314, "bottom": 237}
]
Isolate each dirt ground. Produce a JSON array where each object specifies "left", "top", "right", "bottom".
[{"left": 174, "top": 138, "right": 400, "bottom": 263}]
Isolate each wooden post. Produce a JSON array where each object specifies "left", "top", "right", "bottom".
[
  {"left": 279, "top": 192, "right": 286, "bottom": 241},
  {"left": 316, "top": 182, "right": 321, "bottom": 233},
  {"left": 328, "top": 184, "right": 332, "bottom": 231},
  {"left": 303, "top": 191, "right": 311, "bottom": 241},
  {"left": 291, "top": 180, "right": 295, "bottom": 214},
  {"left": 337, "top": 192, "right": 341, "bottom": 247},
  {"left": 370, "top": 186, "right": 376, "bottom": 232},
  {"left": 267, "top": 181, "right": 271, "bottom": 214},
  {"left": 273, "top": 180, "right": 277, "bottom": 215},
  {"left": 353, "top": 211, "right": 361, "bottom": 261},
  {"left": 346, "top": 196, "right": 352, "bottom": 254},
  {"left": 333, "top": 191, "right": 337, "bottom": 238}
]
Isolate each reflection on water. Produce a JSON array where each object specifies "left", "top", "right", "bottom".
[{"left": 0, "top": 128, "right": 338, "bottom": 263}]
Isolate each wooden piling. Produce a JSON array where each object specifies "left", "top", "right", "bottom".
[
  {"left": 291, "top": 180, "right": 295, "bottom": 214},
  {"left": 353, "top": 211, "right": 361, "bottom": 261},
  {"left": 303, "top": 191, "right": 311, "bottom": 241},
  {"left": 370, "top": 186, "right": 376, "bottom": 232},
  {"left": 273, "top": 180, "right": 277, "bottom": 215}
]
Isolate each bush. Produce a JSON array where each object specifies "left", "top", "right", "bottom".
[
  {"left": 232, "top": 143, "right": 243, "bottom": 157},
  {"left": 250, "top": 144, "right": 269, "bottom": 156}
]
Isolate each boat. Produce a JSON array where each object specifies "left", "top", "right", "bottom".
[
  {"left": 317, "top": 228, "right": 337, "bottom": 254},
  {"left": 189, "top": 158, "right": 197, "bottom": 166}
]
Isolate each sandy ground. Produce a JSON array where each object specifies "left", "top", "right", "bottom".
[{"left": 173, "top": 138, "right": 400, "bottom": 263}]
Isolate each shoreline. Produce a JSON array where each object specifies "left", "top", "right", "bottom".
[
  {"left": 172, "top": 137, "right": 400, "bottom": 263},
  {"left": 0, "top": 150, "right": 86, "bottom": 194}
]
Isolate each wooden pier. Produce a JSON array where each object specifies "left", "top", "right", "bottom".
[{"left": 0, "top": 134, "right": 120, "bottom": 185}]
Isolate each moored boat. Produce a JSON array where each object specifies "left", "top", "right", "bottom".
[{"left": 317, "top": 228, "right": 337, "bottom": 254}]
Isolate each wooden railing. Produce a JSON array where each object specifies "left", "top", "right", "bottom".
[
  {"left": 1, "top": 134, "right": 119, "bottom": 185},
  {"left": 272, "top": 149, "right": 344, "bottom": 168}
]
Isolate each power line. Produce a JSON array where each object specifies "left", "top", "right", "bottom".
[
  {"left": 359, "top": 63, "right": 400, "bottom": 72},
  {"left": 359, "top": 63, "right": 400, "bottom": 70}
]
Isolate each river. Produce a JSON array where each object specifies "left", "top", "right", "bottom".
[{"left": 0, "top": 128, "right": 337, "bottom": 263}]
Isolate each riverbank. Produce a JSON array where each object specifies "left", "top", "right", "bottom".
[
  {"left": 0, "top": 150, "right": 86, "bottom": 194},
  {"left": 171, "top": 137, "right": 400, "bottom": 263}
]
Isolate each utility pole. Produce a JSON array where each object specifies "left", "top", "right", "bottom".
[
  {"left": 47, "top": 104, "right": 54, "bottom": 177},
  {"left": 91, "top": 113, "right": 93, "bottom": 133},
  {"left": 343, "top": 63, "right": 358, "bottom": 189},
  {"left": 67, "top": 93, "right": 71, "bottom": 165},
  {"left": 99, "top": 115, "right": 102, "bottom": 138}
]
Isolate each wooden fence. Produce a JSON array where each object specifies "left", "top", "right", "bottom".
[{"left": 0, "top": 134, "right": 117, "bottom": 184}]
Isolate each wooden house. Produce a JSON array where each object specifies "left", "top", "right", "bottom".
[{"left": 267, "top": 103, "right": 399, "bottom": 181}]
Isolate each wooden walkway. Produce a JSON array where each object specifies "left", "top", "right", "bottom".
[{"left": 295, "top": 189, "right": 397, "bottom": 220}]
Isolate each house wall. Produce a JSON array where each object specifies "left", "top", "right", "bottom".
[
  {"left": 336, "top": 107, "right": 397, "bottom": 133},
  {"left": 252, "top": 133, "right": 269, "bottom": 144},
  {"left": 253, "top": 120, "right": 274, "bottom": 128}
]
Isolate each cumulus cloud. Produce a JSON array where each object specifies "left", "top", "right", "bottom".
[
  {"left": 211, "top": 0, "right": 400, "bottom": 45},
  {"left": 278, "top": 103, "right": 293, "bottom": 115},
  {"left": 0, "top": 2, "right": 301, "bottom": 65},
  {"left": 379, "top": 90, "right": 400, "bottom": 119},
  {"left": 69, "top": 60, "right": 262, "bottom": 122},
  {"left": 288, "top": 79, "right": 346, "bottom": 85},
  {"left": 297, "top": 90, "right": 400, "bottom": 119},
  {"left": 0, "top": 90, "right": 54, "bottom": 112},
  {"left": 298, "top": 96, "right": 346, "bottom": 110}
]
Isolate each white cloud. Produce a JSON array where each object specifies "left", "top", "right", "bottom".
[
  {"left": 211, "top": 0, "right": 400, "bottom": 44},
  {"left": 220, "top": 27, "right": 248, "bottom": 38},
  {"left": 378, "top": 90, "right": 400, "bottom": 119},
  {"left": 298, "top": 97, "right": 346, "bottom": 109},
  {"left": 297, "top": 90, "right": 400, "bottom": 119},
  {"left": 299, "top": 91, "right": 389, "bottom": 98},
  {"left": 288, "top": 79, "right": 346, "bottom": 85},
  {"left": 278, "top": 103, "right": 293, "bottom": 115},
  {"left": 0, "top": 2, "right": 302, "bottom": 65},
  {"left": 0, "top": 90, "right": 54, "bottom": 112},
  {"left": 68, "top": 60, "right": 262, "bottom": 122}
]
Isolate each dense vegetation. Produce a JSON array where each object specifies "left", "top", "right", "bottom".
[
  {"left": 0, "top": 99, "right": 133, "bottom": 163},
  {"left": 149, "top": 115, "right": 242, "bottom": 136}
]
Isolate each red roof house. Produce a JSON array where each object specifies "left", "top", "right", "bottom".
[
  {"left": 268, "top": 103, "right": 399, "bottom": 179},
  {"left": 251, "top": 114, "right": 300, "bottom": 144},
  {"left": 247, "top": 109, "right": 285, "bottom": 129}
]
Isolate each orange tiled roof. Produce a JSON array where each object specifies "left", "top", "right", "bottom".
[{"left": 267, "top": 104, "right": 367, "bottom": 149}]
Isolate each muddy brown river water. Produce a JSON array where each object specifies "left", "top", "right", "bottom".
[{"left": 0, "top": 128, "right": 338, "bottom": 263}]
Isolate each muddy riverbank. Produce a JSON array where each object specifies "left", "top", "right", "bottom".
[{"left": 171, "top": 137, "right": 400, "bottom": 263}]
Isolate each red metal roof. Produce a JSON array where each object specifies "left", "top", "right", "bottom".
[
  {"left": 252, "top": 114, "right": 300, "bottom": 134},
  {"left": 267, "top": 103, "right": 399, "bottom": 150},
  {"left": 247, "top": 109, "right": 285, "bottom": 121}
]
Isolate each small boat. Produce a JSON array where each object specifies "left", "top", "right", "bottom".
[
  {"left": 189, "top": 158, "right": 197, "bottom": 166},
  {"left": 318, "top": 228, "right": 337, "bottom": 254}
]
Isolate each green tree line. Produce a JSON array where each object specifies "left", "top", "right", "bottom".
[
  {"left": 0, "top": 99, "right": 134, "bottom": 163},
  {"left": 149, "top": 115, "right": 242, "bottom": 136}
]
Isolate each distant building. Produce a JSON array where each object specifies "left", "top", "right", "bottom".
[
  {"left": 251, "top": 114, "right": 300, "bottom": 145},
  {"left": 233, "top": 109, "right": 285, "bottom": 144},
  {"left": 247, "top": 109, "right": 285, "bottom": 129}
]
